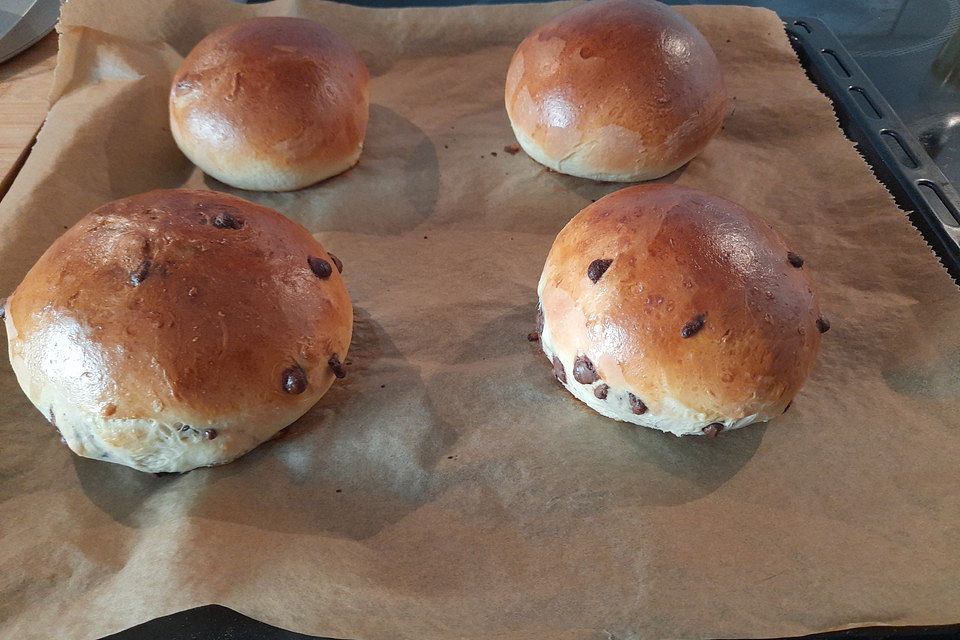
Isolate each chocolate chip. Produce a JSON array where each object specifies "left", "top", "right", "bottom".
[
  {"left": 681, "top": 313, "right": 706, "bottom": 338},
  {"left": 628, "top": 393, "right": 647, "bottom": 415},
  {"left": 536, "top": 308, "right": 544, "bottom": 335},
  {"left": 504, "top": 144, "right": 520, "bottom": 155},
  {"left": 282, "top": 365, "right": 308, "bottom": 394},
  {"left": 203, "top": 429, "right": 218, "bottom": 440},
  {"left": 587, "top": 259, "right": 613, "bottom": 283},
  {"left": 527, "top": 332, "right": 540, "bottom": 342},
  {"left": 594, "top": 384, "right": 609, "bottom": 400},
  {"left": 128, "top": 259, "right": 151, "bottom": 286},
  {"left": 552, "top": 355, "right": 566, "bottom": 383},
  {"left": 212, "top": 212, "right": 243, "bottom": 229},
  {"left": 702, "top": 422, "right": 724, "bottom": 437},
  {"left": 308, "top": 256, "right": 333, "bottom": 279},
  {"left": 787, "top": 252, "right": 804, "bottom": 268},
  {"left": 573, "top": 354, "right": 600, "bottom": 384},
  {"left": 816, "top": 316, "right": 830, "bottom": 333},
  {"left": 0, "top": 297, "right": 6, "bottom": 321},
  {"left": 327, "top": 252, "right": 343, "bottom": 273},
  {"left": 328, "top": 354, "right": 346, "bottom": 379}
]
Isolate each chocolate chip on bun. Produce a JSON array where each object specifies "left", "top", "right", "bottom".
[
  {"left": 3, "top": 189, "right": 352, "bottom": 472},
  {"left": 536, "top": 184, "right": 825, "bottom": 435},
  {"left": 505, "top": 0, "right": 727, "bottom": 181}
]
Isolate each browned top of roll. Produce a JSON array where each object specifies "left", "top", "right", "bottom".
[
  {"left": 6, "top": 189, "right": 352, "bottom": 423},
  {"left": 506, "top": 0, "right": 727, "bottom": 177},
  {"left": 540, "top": 184, "right": 822, "bottom": 418},
  {"left": 170, "top": 17, "right": 369, "bottom": 176}
]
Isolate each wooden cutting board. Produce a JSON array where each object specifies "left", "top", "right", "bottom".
[{"left": 0, "top": 32, "right": 57, "bottom": 199}]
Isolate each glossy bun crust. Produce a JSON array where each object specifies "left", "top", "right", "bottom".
[
  {"left": 505, "top": 0, "right": 727, "bottom": 181},
  {"left": 537, "top": 185, "right": 824, "bottom": 435},
  {"left": 170, "top": 17, "right": 370, "bottom": 191},
  {"left": 3, "top": 190, "right": 352, "bottom": 472}
]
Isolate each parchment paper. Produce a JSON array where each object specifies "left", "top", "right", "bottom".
[{"left": 2, "top": 2, "right": 959, "bottom": 639}]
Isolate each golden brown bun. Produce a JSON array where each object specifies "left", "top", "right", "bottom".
[
  {"left": 4, "top": 189, "right": 353, "bottom": 472},
  {"left": 170, "top": 17, "right": 370, "bottom": 191},
  {"left": 505, "top": 0, "right": 727, "bottom": 181},
  {"left": 537, "top": 185, "right": 825, "bottom": 435}
]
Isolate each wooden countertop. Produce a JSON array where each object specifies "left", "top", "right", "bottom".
[{"left": 0, "top": 32, "right": 57, "bottom": 200}]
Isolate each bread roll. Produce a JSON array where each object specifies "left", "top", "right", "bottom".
[
  {"left": 536, "top": 184, "right": 826, "bottom": 435},
  {"left": 505, "top": 0, "right": 727, "bottom": 181},
  {"left": 170, "top": 17, "right": 370, "bottom": 191},
  {"left": 3, "top": 189, "right": 352, "bottom": 472}
]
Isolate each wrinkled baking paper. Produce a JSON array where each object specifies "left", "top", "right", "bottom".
[{"left": 1, "top": 2, "right": 959, "bottom": 639}]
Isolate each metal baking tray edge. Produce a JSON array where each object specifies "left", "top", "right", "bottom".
[
  {"left": 784, "top": 15, "right": 960, "bottom": 285},
  {"left": 99, "top": 604, "right": 960, "bottom": 640}
]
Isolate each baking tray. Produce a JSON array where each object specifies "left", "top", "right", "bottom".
[
  {"left": 785, "top": 16, "right": 960, "bottom": 284},
  {"left": 100, "top": 604, "right": 960, "bottom": 640},
  {"left": 90, "top": 15, "right": 960, "bottom": 640}
]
